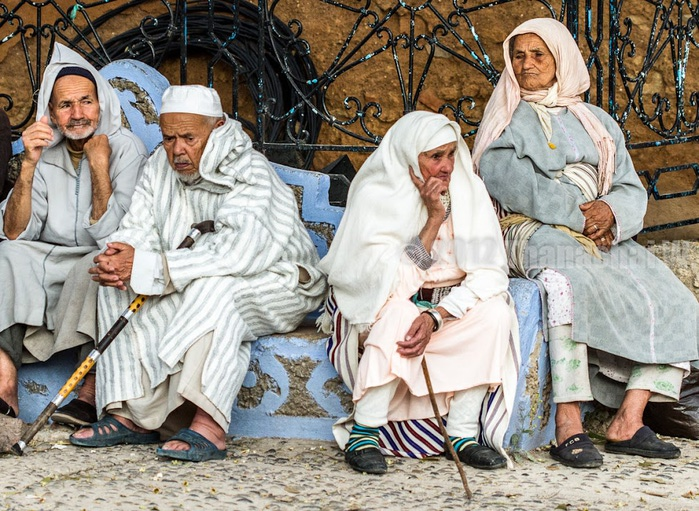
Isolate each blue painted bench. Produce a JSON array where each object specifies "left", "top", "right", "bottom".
[{"left": 14, "top": 60, "right": 554, "bottom": 452}]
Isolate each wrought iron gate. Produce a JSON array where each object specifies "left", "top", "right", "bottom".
[{"left": 0, "top": 1, "right": 697, "bottom": 233}]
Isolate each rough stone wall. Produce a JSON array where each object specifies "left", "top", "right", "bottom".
[{"left": 648, "top": 241, "right": 699, "bottom": 302}]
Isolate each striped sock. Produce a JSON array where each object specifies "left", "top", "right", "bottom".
[
  {"left": 449, "top": 436, "right": 478, "bottom": 452},
  {"left": 346, "top": 423, "right": 380, "bottom": 452}
]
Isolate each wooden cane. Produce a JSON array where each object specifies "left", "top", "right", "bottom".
[
  {"left": 421, "top": 357, "right": 473, "bottom": 500},
  {"left": 11, "top": 220, "right": 216, "bottom": 455}
]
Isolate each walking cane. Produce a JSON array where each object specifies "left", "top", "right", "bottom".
[
  {"left": 421, "top": 357, "right": 473, "bottom": 500},
  {"left": 11, "top": 220, "right": 216, "bottom": 456}
]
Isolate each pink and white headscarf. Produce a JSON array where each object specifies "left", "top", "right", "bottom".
[{"left": 471, "top": 18, "right": 616, "bottom": 195}]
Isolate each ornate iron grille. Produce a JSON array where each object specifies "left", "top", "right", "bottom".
[{"left": 0, "top": 0, "right": 697, "bottom": 233}]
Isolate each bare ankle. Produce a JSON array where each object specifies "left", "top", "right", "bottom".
[
  {"left": 606, "top": 390, "right": 649, "bottom": 441},
  {"left": 112, "top": 414, "right": 150, "bottom": 434},
  {"left": 0, "top": 350, "right": 19, "bottom": 412},
  {"left": 189, "top": 410, "right": 226, "bottom": 449},
  {"left": 606, "top": 415, "right": 643, "bottom": 442},
  {"left": 555, "top": 402, "right": 584, "bottom": 444}
]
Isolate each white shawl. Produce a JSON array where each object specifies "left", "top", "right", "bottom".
[{"left": 318, "top": 111, "right": 509, "bottom": 326}]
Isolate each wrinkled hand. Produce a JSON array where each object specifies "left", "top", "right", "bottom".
[
  {"left": 89, "top": 242, "right": 135, "bottom": 290},
  {"left": 84, "top": 134, "right": 112, "bottom": 175},
  {"left": 580, "top": 200, "right": 614, "bottom": 251},
  {"left": 21, "top": 116, "right": 53, "bottom": 167},
  {"left": 410, "top": 167, "right": 447, "bottom": 221},
  {"left": 396, "top": 313, "right": 434, "bottom": 358}
]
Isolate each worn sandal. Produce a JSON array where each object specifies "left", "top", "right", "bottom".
[
  {"left": 69, "top": 415, "right": 160, "bottom": 447},
  {"left": 0, "top": 397, "right": 17, "bottom": 418},
  {"left": 156, "top": 428, "right": 227, "bottom": 462},
  {"left": 605, "top": 426, "right": 680, "bottom": 459},
  {"left": 550, "top": 433, "right": 603, "bottom": 468},
  {"left": 52, "top": 399, "right": 97, "bottom": 427}
]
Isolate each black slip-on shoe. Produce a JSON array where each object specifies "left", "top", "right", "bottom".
[
  {"left": 345, "top": 447, "right": 388, "bottom": 474},
  {"left": 550, "top": 433, "right": 603, "bottom": 468},
  {"left": 0, "top": 397, "right": 17, "bottom": 418},
  {"left": 605, "top": 426, "right": 680, "bottom": 459},
  {"left": 53, "top": 399, "right": 98, "bottom": 427},
  {"left": 445, "top": 442, "right": 507, "bottom": 470}
]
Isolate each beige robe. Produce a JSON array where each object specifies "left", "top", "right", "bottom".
[{"left": 0, "top": 44, "right": 146, "bottom": 362}]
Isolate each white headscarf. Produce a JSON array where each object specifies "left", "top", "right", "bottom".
[
  {"left": 471, "top": 18, "right": 616, "bottom": 195},
  {"left": 319, "top": 111, "right": 509, "bottom": 326},
  {"left": 35, "top": 43, "right": 123, "bottom": 149}
]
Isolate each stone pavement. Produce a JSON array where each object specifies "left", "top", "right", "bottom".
[{"left": 0, "top": 423, "right": 697, "bottom": 511}]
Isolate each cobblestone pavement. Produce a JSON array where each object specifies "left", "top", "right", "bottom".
[{"left": 0, "top": 424, "right": 697, "bottom": 511}]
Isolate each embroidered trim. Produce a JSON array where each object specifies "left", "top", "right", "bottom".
[
  {"left": 405, "top": 236, "right": 437, "bottom": 270},
  {"left": 440, "top": 191, "right": 451, "bottom": 222}
]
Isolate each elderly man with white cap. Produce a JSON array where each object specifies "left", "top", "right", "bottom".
[{"left": 69, "top": 85, "right": 326, "bottom": 462}]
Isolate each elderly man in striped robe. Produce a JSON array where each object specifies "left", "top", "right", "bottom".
[{"left": 70, "top": 85, "right": 326, "bottom": 462}]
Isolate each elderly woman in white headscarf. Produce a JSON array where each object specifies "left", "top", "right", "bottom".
[
  {"left": 319, "top": 111, "right": 520, "bottom": 474},
  {"left": 473, "top": 18, "right": 699, "bottom": 469}
]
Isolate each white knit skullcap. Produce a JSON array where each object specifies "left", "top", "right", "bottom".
[
  {"left": 423, "top": 124, "right": 458, "bottom": 152},
  {"left": 160, "top": 85, "right": 223, "bottom": 117}
]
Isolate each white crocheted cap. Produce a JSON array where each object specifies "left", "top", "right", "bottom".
[{"left": 160, "top": 85, "right": 223, "bottom": 117}]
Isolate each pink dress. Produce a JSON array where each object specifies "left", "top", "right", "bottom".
[{"left": 327, "top": 218, "right": 517, "bottom": 457}]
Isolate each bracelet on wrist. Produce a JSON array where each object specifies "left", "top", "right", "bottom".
[{"left": 422, "top": 308, "right": 443, "bottom": 332}]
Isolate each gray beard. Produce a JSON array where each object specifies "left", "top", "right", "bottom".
[
  {"left": 60, "top": 115, "right": 99, "bottom": 141},
  {"left": 62, "top": 124, "right": 97, "bottom": 141},
  {"left": 176, "top": 171, "right": 203, "bottom": 185}
]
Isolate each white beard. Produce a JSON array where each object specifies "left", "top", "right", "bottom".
[
  {"left": 60, "top": 116, "right": 99, "bottom": 141},
  {"left": 176, "top": 170, "right": 202, "bottom": 185}
]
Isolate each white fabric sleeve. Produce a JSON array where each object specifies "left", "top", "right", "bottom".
[
  {"left": 438, "top": 284, "right": 479, "bottom": 319},
  {"left": 130, "top": 249, "right": 166, "bottom": 295}
]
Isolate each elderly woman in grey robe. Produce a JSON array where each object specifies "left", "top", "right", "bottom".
[{"left": 473, "top": 18, "right": 699, "bottom": 469}]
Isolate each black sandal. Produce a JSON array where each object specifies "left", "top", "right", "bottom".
[
  {"left": 0, "top": 397, "right": 17, "bottom": 418},
  {"left": 550, "top": 433, "right": 603, "bottom": 468},
  {"left": 605, "top": 426, "right": 680, "bottom": 459}
]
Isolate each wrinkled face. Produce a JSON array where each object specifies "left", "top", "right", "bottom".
[
  {"left": 49, "top": 75, "right": 100, "bottom": 141},
  {"left": 417, "top": 141, "right": 457, "bottom": 187},
  {"left": 160, "top": 112, "right": 223, "bottom": 178},
  {"left": 511, "top": 33, "right": 557, "bottom": 91}
]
